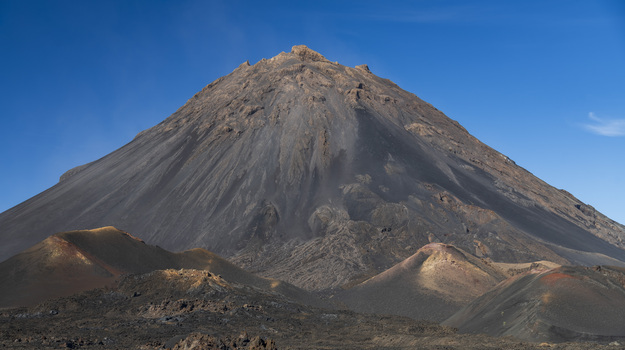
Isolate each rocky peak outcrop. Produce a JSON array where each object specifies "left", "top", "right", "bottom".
[{"left": 290, "top": 45, "right": 330, "bottom": 62}]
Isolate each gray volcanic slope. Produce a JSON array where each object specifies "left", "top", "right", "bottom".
[{"left": 1, "top": 45, "right": 624, "bottom": 289}]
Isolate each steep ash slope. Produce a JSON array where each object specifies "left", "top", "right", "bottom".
[{"left": 1, "top": 45, "right": 624, "bottom": 290}]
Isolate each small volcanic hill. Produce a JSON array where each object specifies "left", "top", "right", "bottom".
[
  {"left": 1, "top": 45, "right": 625, "bottom": 291},
  {"left": 0, "top": 227, "right": 318, "bottom": 309},
  {"left": 337, "top": 243, "right": 508, "bottom": 321},
  {"left": 444, "top": 265, "right": 625, "bottom": 342}
]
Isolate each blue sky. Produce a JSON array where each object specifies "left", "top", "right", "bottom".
[{"left": 1, "top": 0, "right": 624, "bottom": 224}]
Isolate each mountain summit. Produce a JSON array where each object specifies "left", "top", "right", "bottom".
[{"left": 1, "top": 45, "right": 624, "bottom": 289}]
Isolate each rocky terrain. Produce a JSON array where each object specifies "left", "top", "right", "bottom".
[
  {"left": 2, "top": 266, "right": 623, "bottom": 349},
  {"left": 2, "top": 228, "right": 625, "bottom": 347}
]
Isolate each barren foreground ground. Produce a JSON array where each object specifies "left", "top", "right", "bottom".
[{"left": 1, "top": 269, "right": 621, "bottom": 350}]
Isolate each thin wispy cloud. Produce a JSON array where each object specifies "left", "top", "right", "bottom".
[{"left": 582, "top": 112, "right": 625, "bottom": 137}]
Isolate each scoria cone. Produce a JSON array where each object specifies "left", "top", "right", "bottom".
[{"left": 1, "top": 45, "right": 624, "bottom": 290}]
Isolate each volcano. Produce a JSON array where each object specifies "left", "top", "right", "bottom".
[{"left": 1, "top": 45, "right": 624, "bottom": 290}]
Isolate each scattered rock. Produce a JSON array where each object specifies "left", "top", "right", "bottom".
[
  {"left": 355, "top": 64, "right": 371, "bottom": 73},
  {"left": 290, "top": 45, "right": 329, "bottom": 62}
]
